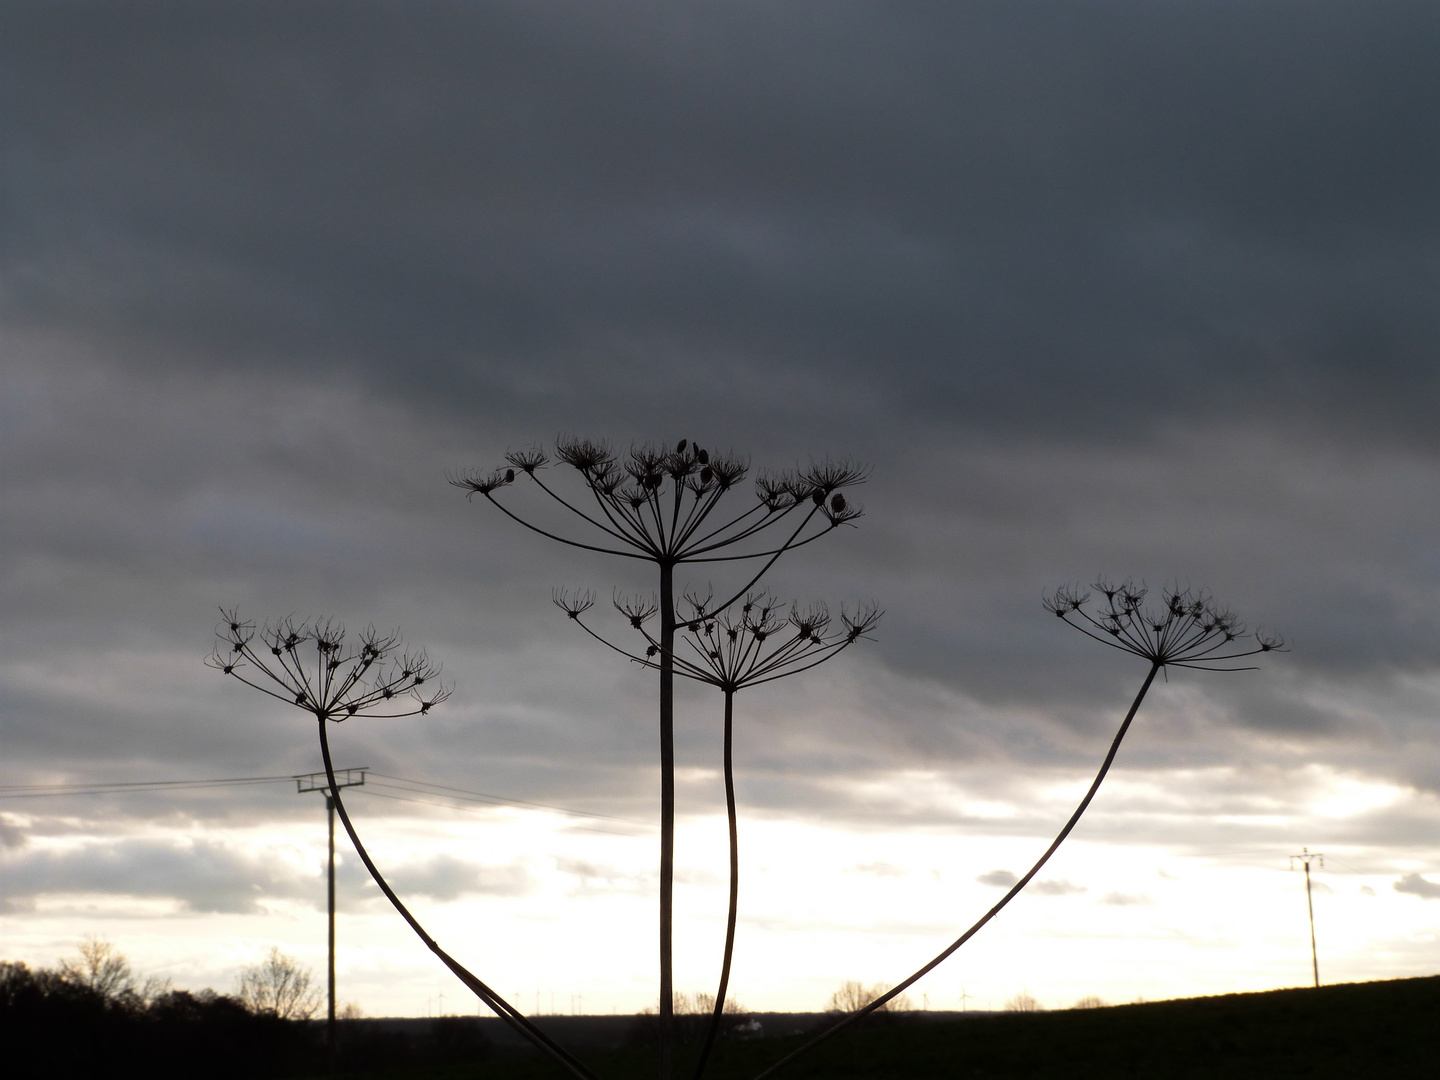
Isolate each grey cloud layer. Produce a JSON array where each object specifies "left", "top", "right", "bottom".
[
  {"left": 1394, "top": 873, "right": 1440, "bottom": 900},
  {"left": 2, "top": 2, "right": 1439, "bottom": 881},
  {"left": 1, "top": 832, "right": 538, "bottom": 913},
  {"left": 4, "top": 2, "right": 1439, "bottom": 443},
  {"left": 0, "top": 837, "right": 315, "bottom": 914}
]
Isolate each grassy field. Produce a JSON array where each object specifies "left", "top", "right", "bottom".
[{"left": 324, "top": 974, "right": 1439, "bottom": 1079}]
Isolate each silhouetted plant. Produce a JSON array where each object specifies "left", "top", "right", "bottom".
[
  {"left": 57, "top": 937, "right": 168, "bottom": 1009},
  {"left": 208, "top": 612, "right": 596, "bottom": 1080},
  {"left": 827, "top": 979, "right": 913, "bottom": 1016},
  {"left": 756, "top": 581, "right": 1282, "bottom": 1078},
  {"left": 236, "top": 947, "right": 320, "bottom": 1021},
  {"left": 558, "top": 588, "right": 880, "bottom": 1077},
  {"left": 454, "top": 437, "right": 865, "bottom": 1080}
]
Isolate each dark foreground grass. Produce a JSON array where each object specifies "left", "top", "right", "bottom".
[{"left": 325, "top": 974, "right": 1440, "bottom": 1080}]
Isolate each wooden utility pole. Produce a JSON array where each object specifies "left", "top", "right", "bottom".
[
  {"left": 298, "top": 767, "right": 368, "bottom": 1073},
  {"left": 1289, "top": 847, "right": 1324, "bottom": 988}
]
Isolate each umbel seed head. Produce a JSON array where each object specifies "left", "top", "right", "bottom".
[
  {"left": 209, "top": 609, "right": 451, "bottom": 722},
  {"left": 1045, "top": 580, "right": 1284, "bottom": 671}
]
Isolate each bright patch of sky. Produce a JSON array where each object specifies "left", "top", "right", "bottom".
[{"left": 5, "top": 764, "right": 1436, "bottom": 1016}]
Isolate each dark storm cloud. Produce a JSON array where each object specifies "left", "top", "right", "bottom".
[
  {"left": 4, "top": 2, "right": 1439, "bottom": 444},
  {"left": 3, "top": 0, "right": 1440, "bottom": 864}
]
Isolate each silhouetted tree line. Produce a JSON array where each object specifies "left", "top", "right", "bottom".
[
  {"left": 1, "top": 956, "right": 497, "bottom": 1078},
  {"left": 0, "top": 959, "right": 310, "bottom": 1079}
]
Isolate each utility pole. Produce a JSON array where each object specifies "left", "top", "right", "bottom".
[
  {"left": 1289, "top": 847, "right": 1324, "bottom": 988},
  {"left": 297, "top": 767, "right": 368, "bottom": 1073}
]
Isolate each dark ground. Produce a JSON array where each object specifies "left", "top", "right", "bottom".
[{"left": 325, "top": 974, "right": 1440, "bottom": 1079}]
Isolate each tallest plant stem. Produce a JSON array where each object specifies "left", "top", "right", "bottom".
[{"left": 659, "top": 560, "right": 676, "bottom": 1080}]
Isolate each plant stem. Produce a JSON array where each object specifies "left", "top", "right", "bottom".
[
  {"left": 315, "top": 719, "right": 597, "bottom": 1080},
  {"left": 693, "top": 689, "right": 739, "bottom": 1080},
  {"left": 659, "top": 560, "right": 676, "bottom": 1080},
  {"left": 752, "top": 662, "right": 1161, "bottom": 1080}
]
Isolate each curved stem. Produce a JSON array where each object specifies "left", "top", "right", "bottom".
[
  {"left": 482, "top": 493, "right": 649, "bottom": 560},
  {"left": 693, "top": 689, "right": 739, "bottom": 1080},
  {"left": 751, "top": 662, "right": 1161, "bottom": 1080},
  {"left": 526, "top": 471, "right": 644, "bottom": 549},
  {"left": 315, "top": 719, "right": 597, "bottom": 1080},
  {"left": 676, "top": 499, "right": 773, "bottom": 555},
  {"left": 682, "top": 506, "right": 818, "bottom": 562}
]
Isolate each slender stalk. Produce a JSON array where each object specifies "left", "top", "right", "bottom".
[
  {"left": 659, "top": 560, "right": 676, "bottom": 1080},
  {"left": 316, "top": 719, "right": 598, "bottom": 1080},
  {"left": 752, "top": 663, "right": 1160, "bottom": 1080},
  {"left": 692, "top": 689, "right": 739, "bottom": 1080},
  {"left": 326, "top": 793, "right": 336, "bottom": 1074}
]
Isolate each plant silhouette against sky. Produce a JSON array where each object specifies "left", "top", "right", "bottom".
[
  {"left": 454, "top": 436, "right": 864, "bottom": 1080},
  {"left": 755, "top": 581, "right": 1283, "bottom": 1079},
  {"left": 557, "top": 588, "right": 881, "bottom": 1079},
  {"left": 208, "top": 612, "right": 598, "bottom": 1080}
]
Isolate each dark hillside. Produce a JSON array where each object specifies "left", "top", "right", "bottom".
[
  {"left": 328, "top": 974, "right": 1440, "bottom": 1079},
  {"left": 712, "top": 975, "right": 1440, "bottom": 1079}
]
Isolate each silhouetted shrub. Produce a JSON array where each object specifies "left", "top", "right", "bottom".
[{"left": 1, "top": 959, "right": 315, "bottom": 1079}]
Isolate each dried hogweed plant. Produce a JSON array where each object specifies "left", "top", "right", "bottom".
[
  {"left": 557, "top": 588, "right": 881, "bottom": 1080},
  {"left": 757, "top": 581, "right": 1283, "bottom": 1078},
  {"left": 208, "top": 611, "right": 597, "bottom": 1080},
  {"left": 453, "top": 437, "right": 864, "bottom": 1079}
]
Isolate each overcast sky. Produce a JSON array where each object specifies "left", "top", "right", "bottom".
[{"left": 3, "top": 1, "right": 1439, "bottom": 1016}]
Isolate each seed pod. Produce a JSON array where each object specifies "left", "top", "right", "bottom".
[
  {"left": 830, "top": 493, "right": 846, "bottom": 513},
  {"left": 505, "top": 469, "right": 515, "bottom": 483},
  {"left": 677, "top": 439, "right": 688, "bottom": 453}
]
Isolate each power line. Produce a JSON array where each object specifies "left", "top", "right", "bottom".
[
  {"left": 352, "top": 787, "right": 650, "bottom": 835},
  {"left": 366, "top": 772, "right": 650, "bottom": 827},
  {"left": 0, "top": 774, "right": 298, "bottom": 798},
  {"left": 0, "top": 771, "right": 650, "bottom": 828}
]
